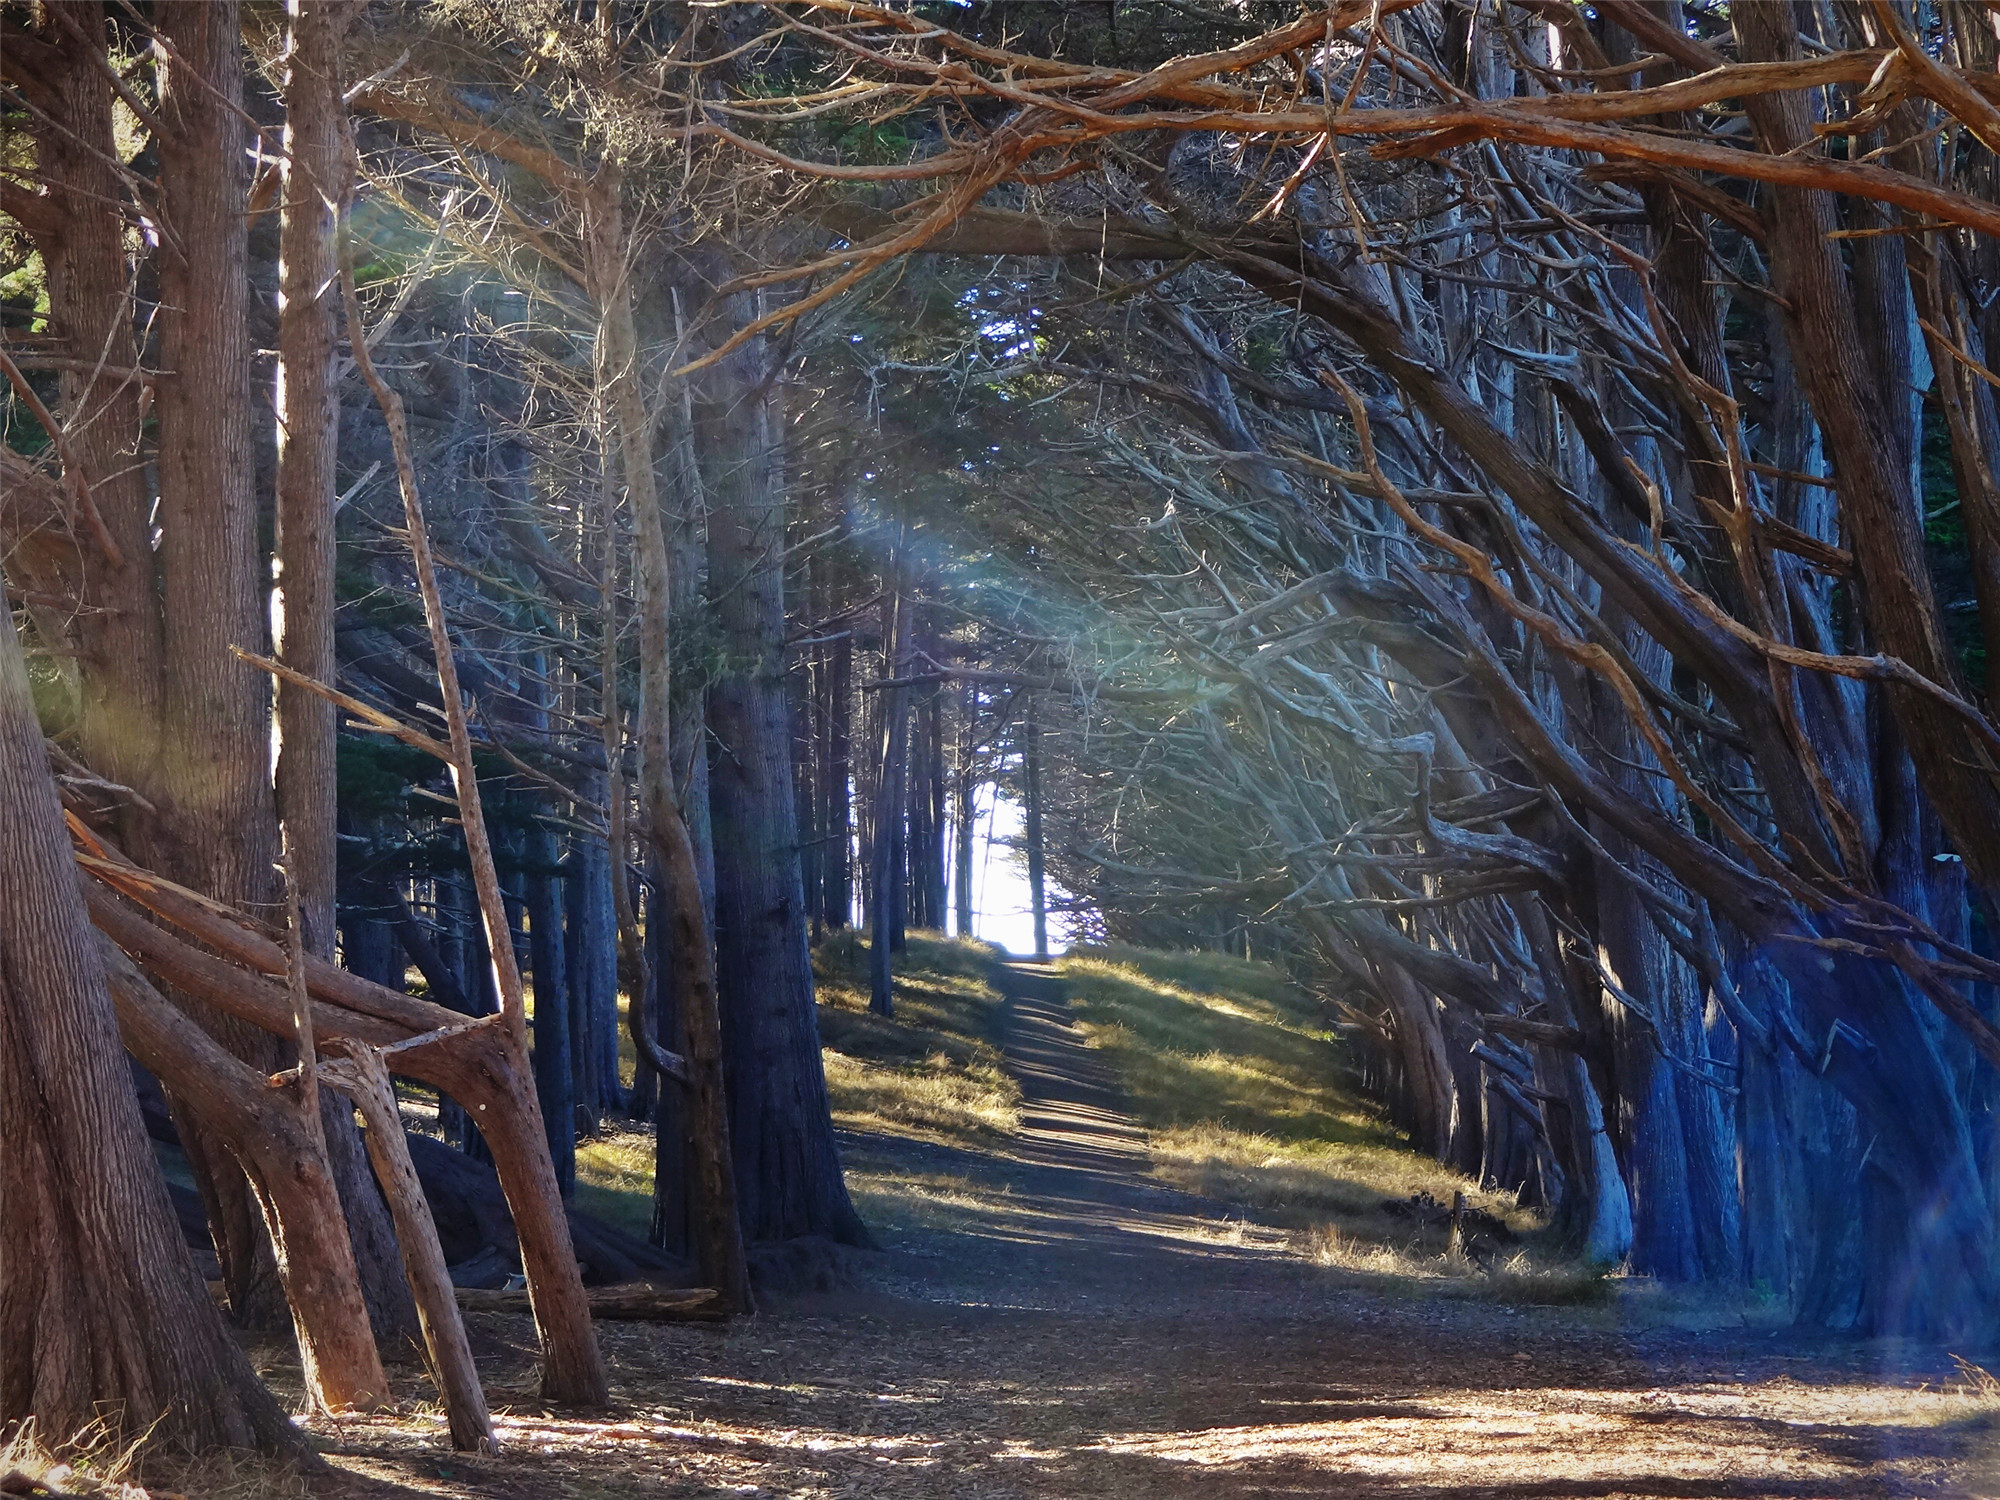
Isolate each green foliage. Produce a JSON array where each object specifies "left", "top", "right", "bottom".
[
  {"left": 825, "top": 118, "right": 917, "bottom": 166},
  {"left": 24, "top": 650, "right": 75, "bottom": 737},
  {"left": 335, "top": 736, "right": 438, "bottom": 822},
  {"left": 0, "top": 246, "right": 49, "bottom": 336}
]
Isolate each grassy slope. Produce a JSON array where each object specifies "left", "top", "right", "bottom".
[
  {"left": 571, "top": 933, "right": 1596, "bottom": 1299},
  {"left": 573, "top": 931, "right": 1020, "bottom": 1237},
  {"left": 812, "top": 929, "right": 1021, "bottom": 1149},
  {"left": 1058, "top": 944, "right": 1600, "bottom": 1302}
]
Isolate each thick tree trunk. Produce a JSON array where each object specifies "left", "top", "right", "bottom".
[
  {"left": 652, "top": 476, "right": 717, "bottom": 1251},
  {"left": 273, "top": 5, "right": 417, "bottom": 1343},
  {"left": 21, "top": 3, "right": 163, "bottom": 821},
  {"left": 566, "top": 818, "right": 623, "bottom": 1116},
  {"left": 275, "top": 0, "right": 349, "bottom": 974},
  {"left": 152, "top": 0, "right": 296, "bottom": 1332},
  {"left": 702, "top": 333, "right": 871, "bottom": 1247},
  {"left": 0, "top": 610, "right": 303, "bottom": 1458},
  {"left": 584, "top": 171, "right": 750, "bottom": 1309}
]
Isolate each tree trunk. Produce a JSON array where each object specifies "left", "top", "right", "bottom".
[
  {"left": 101, "top": 942, "right": 391, "bottom": 1415},
  {"left": 1022, "top": 712, "right": 1049, "bottom": 961},
  {"left": 273, "top": 4, "right": 418, "bottom": 1343},
  {"left": 870, "top": 583, "right": 912, "bottom": 1014},
  {"left": 566, "top": 815, "right": 622, "bottom": 1116},
  {"left": 20, "top": 2, "right": 163, "bottom": 824},
  {"left": 152, "top": 0, "right": 294, "bottom": 1332},
  {"left": 0, "top": 609, "right": 303, "bottom": 1458},
  {"left": 584, "top": 169, "right": 750, "bottom": 1309},
  {"left": 702, "top": 327, "right": 871, "bottom": 1247},
  {"left": 823, "top": 627, "right": 853, "bottom": 929},
  {"left": 275, "top": 0, "right": 349, "bottom": 980},
  {"left": 322, "top": 1042, "right": 494, "bottom": 1454},
  {"left": 954, "top": 686, "right": 977, "bottom": 939},
  {"left": 1376, "top": 964, "right": 1454, "bottom": 1161},
  {"left": 528, "top": 834, "right": 574, "bottom": 1198}
]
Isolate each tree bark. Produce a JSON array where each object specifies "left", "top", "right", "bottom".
[
  {"left": 824, "top": 626, "right": 853, "bottom": 929},
  {"left": 528, "top": 834, "right": 574, "bottom": 1198},
  {"left": 0, "top": 609, "right": 303, "bottom": 1458},
  {"left": 954, "top": 685, "right": 978, "bottom": 939},
  {"left": 870, "top": 579, "right": 912, "bottom": 1013},
  {"left": 321, "top": 1042, "right": 494, "bottom": 1454},
  {"left": 1023, "top": 711, "right": 1049, "bottom": 961},
  {"left": 18, "top": 3, "right": 163, "bottom": 822},
  {"left": 151, "top": 0, "right": 293, "bottom": 1333},
  {"left": 275, "top": 0, "right": 349, "bottom": 976},
  {"left": 100, "top": 940, "right": 391, "bottom": 1414},
  {"left": 565, "top": 816, "right": 622, "bottom": 1116},
  {"left": 584, "top": 167, "right": 751, "bottom": 1310},
  {"left": 702, "top": 323, "right": 871, "bottom": 1247}
]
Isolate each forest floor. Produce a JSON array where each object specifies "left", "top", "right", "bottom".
[{"left": 143, "top": 943, "right": 1999, "bottom": 1498}]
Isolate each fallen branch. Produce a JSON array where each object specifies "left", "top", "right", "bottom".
[{"left": 454, "top": 1285, "right": 720, "bottom": 1322}]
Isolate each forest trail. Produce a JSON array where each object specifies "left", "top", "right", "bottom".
[
  {"left": 307, "top": 954, "right": 1999, "bottom": 1499},
  {"left": 997, "top": 960, "right": 1149, "bottom": 1173}
]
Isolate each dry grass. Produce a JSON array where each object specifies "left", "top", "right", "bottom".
[
  {"left": 844, "top": 1166, "right": 1014, "bottom": 1239},
  {"left": 1148, "top": 1120, "right": 1529, "bottom": 1228},
  {"left": 0, "top": 1420, "right": 318, "bottom": 1500},
  {"left": 813, "top": 930, "right": 1022, "bottom": 1149},
  {"left": 1058, "top": 944, "right": 1376, "bottom": 1146},
  {"left": 1058, "top": 944, "right": 1592, "bottom": 1298},
  {"left": 1296, "top": 1223, "right": 1614, "bottom": 1306},
  {"left": 570, "top": 931, "right": 1021, "bottom": 1225},
  {"left": 0, "top": 1423, "right": 149, "bottom": 1500},
  {"left": 572, "top": 1123, "right": 657, "bottom": 1239}
]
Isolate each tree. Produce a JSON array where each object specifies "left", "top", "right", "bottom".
[
  {"left": 715, "top": 0, "right": 2000, "bottom": 1335},
  {"left": 0, "top": 608, "right": 303, "bottom": 1459}
]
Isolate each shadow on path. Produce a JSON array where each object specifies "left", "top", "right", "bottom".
[{"left": 998, "top": 959, "right": 1150, "bottom": 1174}]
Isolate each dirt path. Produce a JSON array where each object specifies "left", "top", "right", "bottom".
[
  {"left": 311, "top": 961, "right": 1999, "bottom": 1499},
  {"left": 1000, "top": 960, "right": 1149, "bottom": 1173}
]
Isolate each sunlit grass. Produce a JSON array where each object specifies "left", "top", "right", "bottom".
[
  {"left": 574, "top": 1123, "right": 656, "bottom": 1238},
  {"left": 572, "top": 931, "right": 1020, "bottom": 1225},
  {"left": 1058, "top": 944, "right": 1378, "bottom": 1146},
  {"left": 814, "top": 929, "right": 1022, "bottom": 1148},
  {"left": 1149, "top": 1121, "right": 1529, "bottom": 1230},
  {"left": 844, "top": 1167, "right": 1012, "bottom": 1240},
  {"left": 1057, "top": 943, "right": 1574, "bottom": 1297}
]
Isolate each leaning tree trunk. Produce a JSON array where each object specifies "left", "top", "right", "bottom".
[{"left": 0, "top": 609, "right": 304, "bottom": 1458}]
